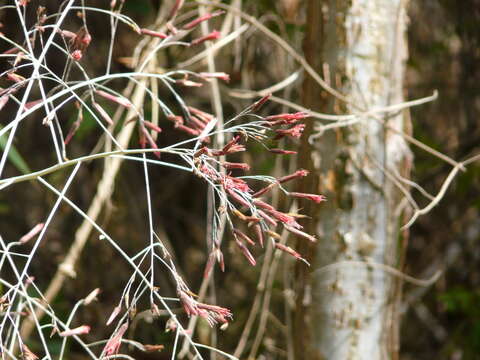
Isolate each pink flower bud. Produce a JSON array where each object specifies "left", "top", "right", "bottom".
[
  {"left": 269, "top": 148, "right": 297, "bottom": 155},
  {"left": 140, "top": 28, "right": 168, "bottom": 39},
  {"left": 274, "top": 124, "right": 305, "bottom": 139},
  {"left": 84, "top": 288, "right": 101, "bottom": 305},
  {"left": 182, "top": 11, "right": 225, "bottom": 30},
  {"left": 95, "top": 90, "right": 132, "bottom": 108},
  {"left": 233, "top": 228, "right": 255, "bottom": 246},
  {"left": 235, "top": 239, "right": 256, "bottom": 266},
  {"left": 168, "top": 0, "right": 185, "bottom": 19},
  {"left": 59, "top": 325, "right": 91, "bottom": 337},
  {"left": 166, "top": 114, "right": 184, "bottom": 125},
  {"left": 59, "top": 29, "right": 76, "bottom": 39},
  {"left": 189, "top": 115, "right": 207, "bottom": 130},
  {"left": 143, "top": 344, "right": 165, "bottom": 352},
  {"left": 24, "top": 99, "right": 42, "bottom": 110},
  {"left": 252, "top": 199, "right": 275, "bottom": 211},
  {"left": 226, "top": 188, "right": 250, "bottom": 207},
  {"left": 221, "top": 162, "right": 250, "bottom": 171},
  {"left": 252, "top": 183, "right": 276, "bottom": 198},
  {"left": 103, "top": 323, "right": 128, "bottom": 356},
  {"left": 19, "top": 223, "right": 44, "bottom": 244},
  {"left": 204, "top": 251, "right": 216, "bottom": 278},
  {"left": 257, "top": 210, "right": 277, "bottom": 227},
  {"left": 176, "top": 78, "right": 203, "bottom": 87},
  {"left": 71, "top": 50, "right": 82, "bottom": 61},
  {"left": 187, "top": 106, "right": 214, "bottom": 123},
  {"left": 3, "top": 47, "right": 21, "bottom": 55},
  {"left": 106, "top": 305, "right": 121, "bottom": 326},
  {"left": 0, "top": 95, "right": 8, "bottom": 111},
  {"left": 266, "top": 209, "right": 302, "bottom": 229},
  {"left": 289, "top": 192, "right": 327, "bottom": 204},
  {"left": 22, "top": 345, "right": 39, "bottom": 360},
  {"left": 178, "top": 290, "right": 199, "bottom": 317},
  {"left": 266, "top": 112, "right": 309, "bottom": 121},
  {"left": 278, "top": 169, "right": 309, "bottom": 183},
  {"left": 284, "top": 225, "right": 317, "bottom": 243},
  {"left": 142, "top": 127, "right": 161, "bottom": 158},
  {"left": 175, "top": 123, "right": 201, "bottom": 136},
  {"left": 92, "top": 102, "right": 113, "bottom": 125},
  {"left": 253, "top": 224, "right": 264, "bottom": 248},
  {"left": 274, "top": 242, "right": 308, "bottom": 263},
  {"left": 223, "top": 136, "right": 239, "bottom": 150},
  {"left": 166, "top": 22, "right": 178, "bottom": 35},
  {"left": 191, "top": 30, "right": 220, "bottom": 46},
  {"left": 6, "top": 72, "right": 25, "bottom": 83},
  {"left": 194, "top": 146, "right": 211, "bottom": 157},
  {"left": 198, "top": 72, "right": 230, "bottom": 82},
  {"left": 251, "top": 94, "right": 271, "bottom": 112},
  {"left": 143, "top": 120, "right": 162, "bottom": 133}
]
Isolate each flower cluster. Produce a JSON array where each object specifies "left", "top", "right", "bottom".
[
  {"left": 177, "top": 95, "right": 327, "bottom": 271},
  {"left": 1, "top": 1, "right": 326, "bottom": 348}
]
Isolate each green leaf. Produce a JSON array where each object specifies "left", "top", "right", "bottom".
[{"left": 0, "top": 124, "right": 31, "bottom": 174}]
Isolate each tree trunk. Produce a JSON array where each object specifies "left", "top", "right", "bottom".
[{"left": 295, "top": 1, "right": 411, "bottom": 359}]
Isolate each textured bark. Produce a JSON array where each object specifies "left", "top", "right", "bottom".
[{"left": 296, "top": 0, "right": 411, "bottom": 359}]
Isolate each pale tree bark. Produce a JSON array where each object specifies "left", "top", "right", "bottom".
[{"left": 295, "top": 0, "right": 411, "bottom": 359}]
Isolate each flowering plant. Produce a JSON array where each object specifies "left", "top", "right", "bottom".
[{"left": 0, "top": 1, "right": 324, "bottom": 359}]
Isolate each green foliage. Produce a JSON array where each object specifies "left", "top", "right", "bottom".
[
  {"left": 123, "top": 0, "right": 153, "bottom": 15},
  {"left": 0, "top": 124, "right": 31, "bottom": 175},
  {"left": 439, "top": 288, "right": 480, "bottom": 356}
]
